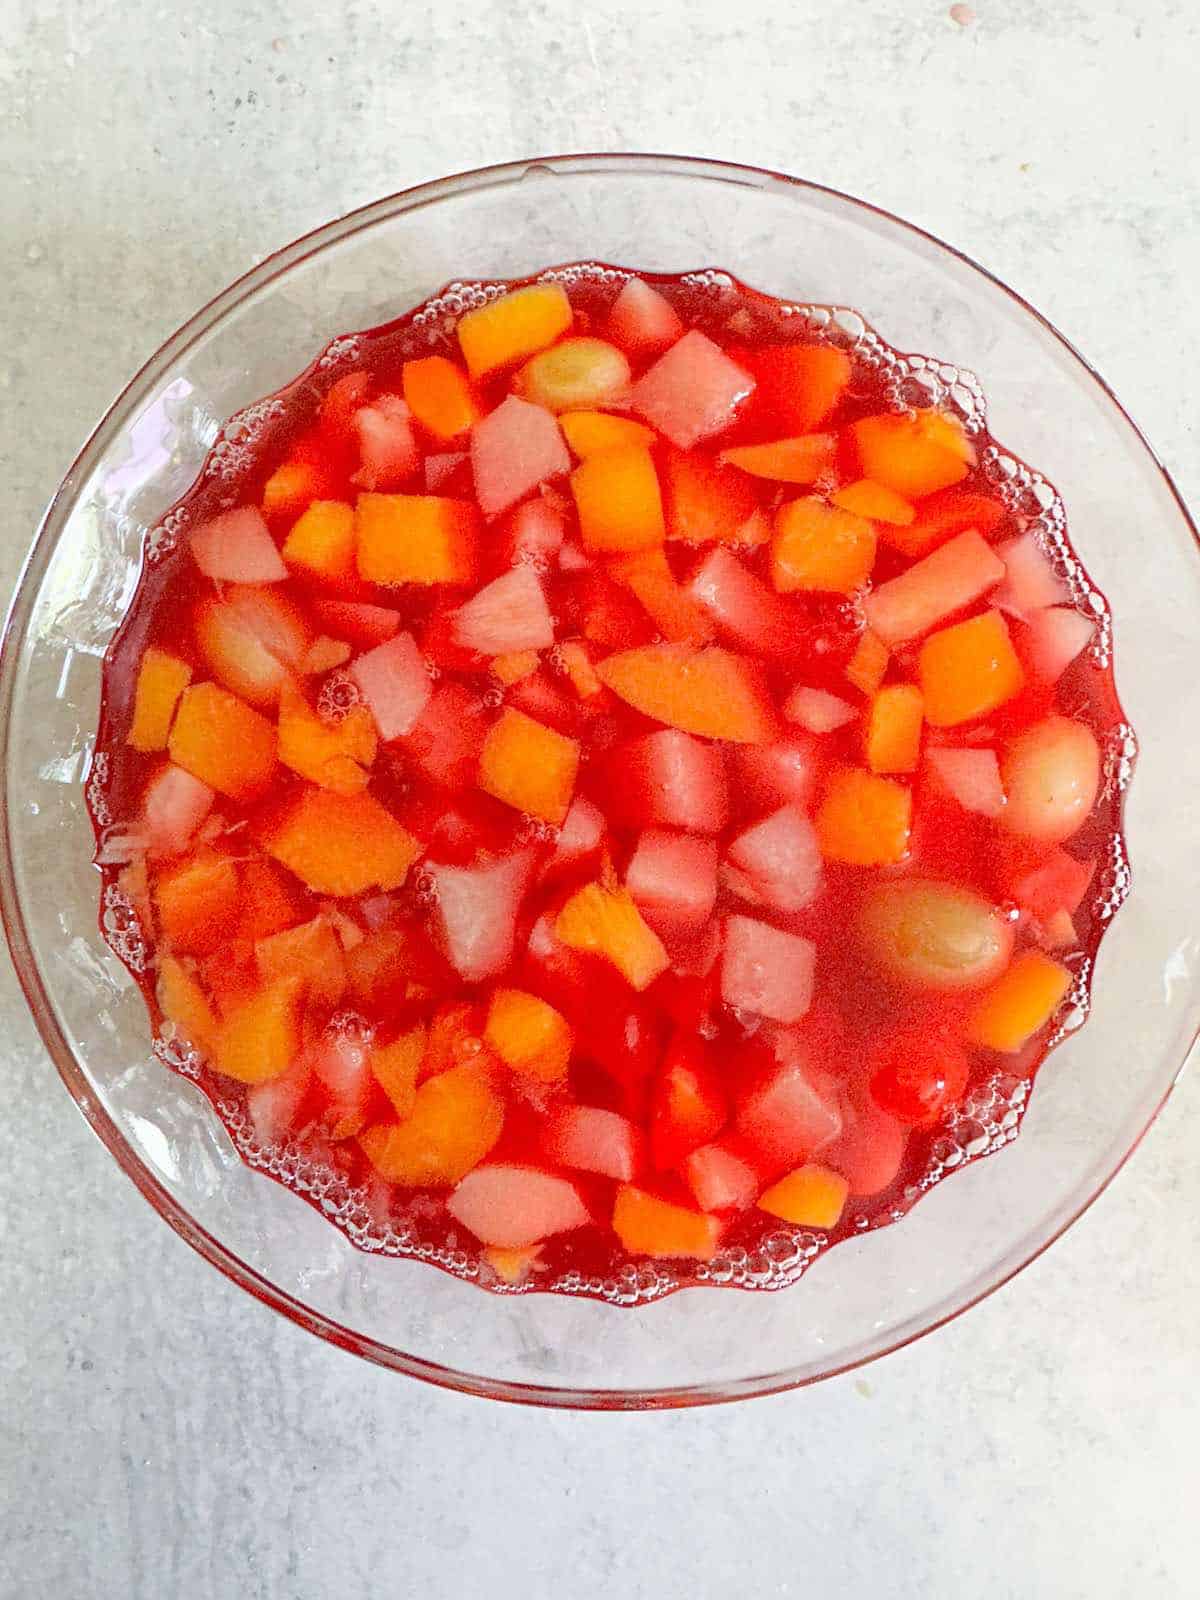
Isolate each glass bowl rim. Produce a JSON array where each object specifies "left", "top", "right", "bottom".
[{"left": 2, "top": 150, "right": 1196, "bottom": 1409}]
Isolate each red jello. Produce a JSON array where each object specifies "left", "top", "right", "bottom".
[{"left": 87, "top": 265, "right": 1130, "bottom": 1300}]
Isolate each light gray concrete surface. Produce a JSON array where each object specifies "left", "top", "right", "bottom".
[{"left": 2, "top": 2, "right": 1198, "bottom": 1596}]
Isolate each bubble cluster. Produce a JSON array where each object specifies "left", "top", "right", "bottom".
[
  {"left": 146, "top": 505, "right": 190, "bottom": 565},
  {"left": 539, "top": 262, "right": 629, "bottom": 287},
  {"left": 85, "top": 749, "right": 111, "bottom": 827},
  {"left": 101, "top": 883, "right": 147, "bottom": 972},
  {"left": 317, "top": 334, "right": 364, "bottom": 371},
  {"left": 316, "top": 671, "right": 362, "bottom": 723}
]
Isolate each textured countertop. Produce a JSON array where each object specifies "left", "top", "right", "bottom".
[{"left": 2, "top": 2, "right": 1198, "bottom": 1595}]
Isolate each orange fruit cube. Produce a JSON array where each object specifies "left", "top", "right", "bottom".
[
  {"left": 128, "top": 647, "right": 192, "bottom": 753},
  {"left": 611, "top": 548, "right": 715, "bottom": 646},
  {"left": 918, "top": 609, "right": 1025, "bottom": 727},
  {"left": 555, "top": 882, "right": 669, "bottom": 991},
  {"left": 255, "top": 914, "right": 348, "bottom": 1009},
  {"left": 484, "top": 987, "right": 572, "bottom": 1082},
  {"left": 282, "top": 499, "right": 356, "bottom": 584},
  {"left": 236, "top": 858, "right": 308, "bottom": 943},
  {"left": 154, "top": 851, "right": 240, "bottom": 955},
  {"left": 423, "top": 1002, "right": 493, "bottom": 1082},
  {"left": 772, "top": 497, "right": 877, "bottom": 595},
  {"left": 490, "top": 650, "right": 539, "bottom": 686},
  {"left": 483, "top": 1244, "right": 544, "bottom": 1284},
  {"left": 968, "top": 950, "right": 1072, "bottom": 1053},
  {"left": 212, "top": 977, "right": 303, "bottom": 1084},
  {"left": 401, "top": 355, "right": 479, "bottom": 440},
  {"left": 850, "top": 409, "right": 975, "bottom": 500},
  {"left": 156, "top": 953, "right": 218, "bottom": 1055},
  {"left": 168, "top": 682, "right": 277, "bottom": 801},
  {"left": 570, "top": 446, "right": 665, "bottom": 553},
  {"left": 595, "top": 644, "right": 776, "bottom": 745},
  {"left": 355, "top": 493, "right": 479, "bottom": 587},
  {"left": 559, "top": 411, "right": 656, "bottom": 458},
  {"left": 456, "top": 282, "right": 573, "bottom": 379},
  {"left": 370, "top": 1024, "right": 427, "bottom": 1119},
  {"left": 611, "top": 1185, "right": 722, "bottom": 1260},
  {"left": 758, "top": 1163, "right": 849, "bottom": 1229},
  {"left": 865, "top": 684, "right": 924, "bottom": 775},
  {"left": 358, "top": 1063, "right": 504, "bottom": 1186},
  {"left": 720, "top": 433, "right": 836, "bottom": 484},
  {"left": 264, "top": 786, "right": 421, "bottom": 896},
  {"left": 345, "top": 927, "right": 419, "bottom": 1012},
  {"left": 815, "top": 767, "right": 912, "bottom": 866},
  {"left": 478, "top": 707, "right": 580, "bottom": 825},
  {"left": 747, "top": 343, "right": 851, "bottom": 432},
  {"left": 845, "top": 630, "right": 889, "bottom": 697},
  {"left": 262, "top": 460, "right": 327, "bottom": 523},
  {"left": 559, "top": 641, "right": 602, "bottom": 699},
  {"left": 277, "top": 683, "right": 377, "bottom": 795},
  {"left": 830, "top": 479, "right": 915, "bottom": 525}
]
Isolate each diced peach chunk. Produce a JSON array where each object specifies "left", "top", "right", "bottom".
[
  {"left": 570, "top": 446, "right": 665, "bottom": 553},
  {"left": 401, "top": 354, "right": 479, "bottom": 440},
  {"left": 596, "top": 644, "right": 776, "bottom": 744},
  {"left": 156, "top": 953, "right": 218, "bottom": 1055},
  {"left": 661, "top": 447, "right": 758, "bottom": 545},
  {"left": 277, "top": 683, "right": 377, "bottom": 794},
  {"left": 264, "top": 787, "right": 421, "bottom": 896},
  {"left": 361, "top": 1063, "right": 504, "bottom": 1187},
  {"left": 968, "top": 950, "right": 1072, "bottom": 1052},
  {"left": 650, "top": 1043, "right": 727, "bottom": 1171},
  {"left": 851, "top": 409, "right": 975, "bottom": 499},
  {"left": 255, "top": 914, "right": 348, "bottom": 1009},
  {"left": 559, "top": 410, "right": 656, "bottom": 458},
  {"left": 483, "top": 1245, "right": 544, "bottom": 1285},
  {"left": 212, "top": 977, "right": 303, "bottom": 1084},
  {"left": 555, "top": 882, "right": 669, "bottom": 991},
  {"left": 844, "top": 630, "right": 889, "bottom": 697},
  {"left": 611, "top": 1185, "right": 723, "bottom": 1260},
  {"left": 491, "top": 649, "right": 539, "bottom": 686},
  {"left": 168, "top": 683, "right": 277, "bottom": 800},
  {"left": 758, "top": 1163, "right": 849, "bottom": 1229},
  {"left": 485, "top": 987, "right": 572, "bottom": 1083},
  {"left": 478, "top": 707, "right": 579, "bottom": 825},
  {"left": 865, "top": 684, "right": 924, "bottom": 775},
  {"left": 448, "top": 1164, "right": 589, "bottom": 1248},
  {"left": 720, "top": 433, "right": 835, "bottom": 484},
  {"left": 558, "top": 641, "right": 602, "bottom": 700},
  {"left": 611, "top": 548, "right": 714, "bottom": 646},
  {"left": 831, "top": 480, "right": 915, "bottom": 525},
  {"left": 457, "top": 283, "right": 573, "bottom": 379},
  {"left": 128, "top": 648, "right": 192, "bottom": 753},
  {"left": 302, "top": 636, "right": 352, "bottom": 675},
  {"left": 815, "top": 767, "right": 912, "bottom": 865},
  {"left": 772, "top": 498, "right": 877, "bottom": 595},
  {"left": 355, "top": 493, "right": 479, "bottom": 586},
  {"left": 918, "top": 609, "right": 1025, "bottom": 727},
  {"left": 370, "top": 1024, "right": 426, "bottom": 1120},
  {"left": 882, "top": 488, "right": 1006, "bottom": 559},
  {"left": 862, "top": 530, "right": 1005, "bottom": 646},
  {"left": 261, "top": 460, "right": 329, "bottom": 523},
  {"left": 282, "top": 499, "right": 356, "bottom": 584}
]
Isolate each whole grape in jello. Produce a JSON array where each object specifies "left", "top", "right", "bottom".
[{"left": 88, "top": 264, "right": 1128, "bottom": 1300}]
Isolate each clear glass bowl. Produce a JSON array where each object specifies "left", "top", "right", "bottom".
[{"left": 3, "top": 154, "right": 1197, "bottom": 1409}]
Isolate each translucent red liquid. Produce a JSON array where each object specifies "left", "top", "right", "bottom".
[{"left": 86, "top": 265, "right": 1134, "bottom": 1303}]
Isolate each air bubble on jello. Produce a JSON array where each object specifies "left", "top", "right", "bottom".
[
  {"left": 1095, "top": 829, "right": 1133, "bottom": 923},
  {"left": 101, "top": 884, "right": 147, "bottom": 972},
  {"left": 317, "top": 334, "right": 363, "bottom": 371},
  {"left": 317, "top": 671, "right": 362, "bottom": 723},
  {"left": 1102, "top": 723, "right": 1138, "bottom": 800},
  {"left": 85, "top": 749, "right": 111, "bottom": 827}
]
